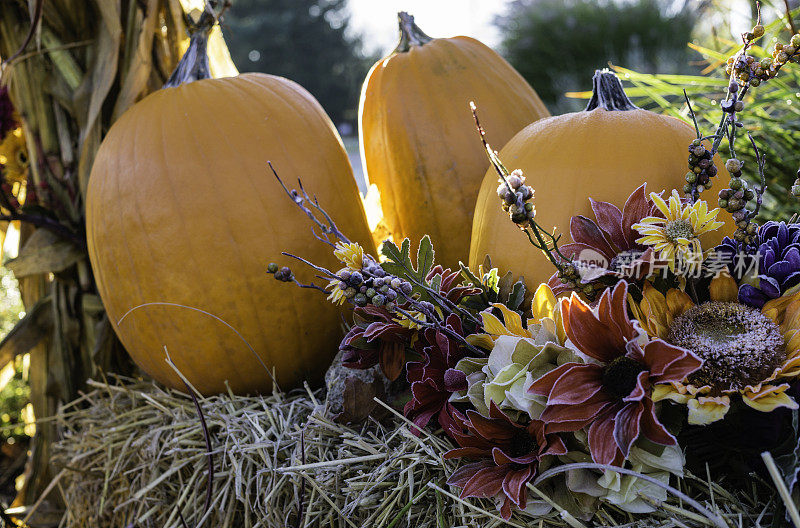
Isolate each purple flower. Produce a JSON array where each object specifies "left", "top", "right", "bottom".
[{"left": 717, "top": 222, "right": 800, "bottom": 308}]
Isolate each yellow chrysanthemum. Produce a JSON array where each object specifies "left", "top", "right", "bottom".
[
  {"left": 632, "top": 190, "right": 724, "bottom": 273},
  {"left": 326, "top": 276, "right": 347, "bottom": 305},
  {"left": 333, "top": 242, "right": 364, "bottom": 271},
  {"left": 468, "top": 284, "right": 566, "bottom": 350},
  {"left": 0, "top": 127, "right": 28, "bottom": 184},
  {"left": 634, "top": 273, "right": 800, "bottom": 424}
]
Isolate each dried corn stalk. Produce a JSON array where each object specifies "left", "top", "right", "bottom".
[{"left": 0, "top": 0, "right": 236, "bottom": 507}]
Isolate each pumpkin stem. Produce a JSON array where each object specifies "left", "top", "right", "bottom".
[
  {"left": 585, "top": 69, "right": 639, "bottom": 112},
  {"left": 163, "top": 5, "right": 217, "bottom": 88},
  {"left": 394, "top": 12, "right": 433, "bottom": 53}
]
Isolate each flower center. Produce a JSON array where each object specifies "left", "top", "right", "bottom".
[
  {"left": 602, "top": 356, "right": 647, "bottom": 400},
  {"left": 508, "top": 429, "right": 538, "bottom": 458},
  {"left": 667, "top": 302, "right": 786, "bottom": 393},
  {"left": 664, "top": 219, "right": 695, "bottom": 241}
]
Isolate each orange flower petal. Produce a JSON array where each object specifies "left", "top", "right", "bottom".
[
  {"left": 709, "top": 272, "right": 738, "bottom": 302},
  {"left": 665, "top": 288, "right": 694, "bottom": 319},
  {"left": 489, "top": 303, "right": 530, "bottom": 337}
]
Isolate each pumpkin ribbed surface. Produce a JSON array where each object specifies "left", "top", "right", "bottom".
[
  {"left": 87, "top": 73, "right": 375, "bottom": 395},
  {"left": 359, "top": 29, "right": 549, "bottom": 267},
  {"left": 470, "top": 105, "right": 732, "bottom": 287}
]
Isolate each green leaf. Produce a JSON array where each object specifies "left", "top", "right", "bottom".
[
  {"left": 416, "top": 235, "right": 434, "bottom": 281},
  {"left": 380, "top": 239, "right": 403, "bottom": 265},
  {"left": 429, "top": 272, "right": 442, "bottom": 292},
  {"left": 380, "top": 237, "right": 437, "bottom": 301},
  {"left": 497, "top": 271, "right": 515, "bottom": 302},
  {"left": 459, "top": 262, "right": 482, "bottom": 287},
  {"left": 400, "top": 238, "right": 411, "bottom": 265},
  {"left": 485, "top": 268, "right": 500, "bottom": 293}
]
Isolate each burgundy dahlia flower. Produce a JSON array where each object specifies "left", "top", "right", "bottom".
[
  {"left": 549, "top": 184, "right": 660, "bottom": 295},
  {"left": 340, "top": 305, "right": 415, "bottom": 381},
  {"left": 404, "top": 313, "right": 472, "bottom": 436},
  {"left": 444, "top": 402, "right": 567, "bottom": 520},
  {"left": 529, "top": 282, "right": 702, "bottom": 465}
]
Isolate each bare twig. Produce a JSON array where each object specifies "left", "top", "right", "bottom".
[
  {"left": 684, "top": 89, "right": 702, "bottom": 139},
  {"left": 393, "top": 306, "right": 485, "bottom": 357},
  {"left": 269, "top": 162, "right": 351, "bottom": 247},
  {"left": 746, "top": 132, "right": 767, "bottom": 221},
  {"left": 784, "top": 0, "right": 797, "bottom": 35},
  {"left": 281, "top": 252, "right": 339, "bottom": 280}
]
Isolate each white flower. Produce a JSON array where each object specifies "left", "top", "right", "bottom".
[{"left": 451, "top": 335, "right": 575, "bottom": 419}]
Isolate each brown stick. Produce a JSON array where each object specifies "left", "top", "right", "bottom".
[{"left": 784, "top": 0, "right": 797, "bottom": 35}]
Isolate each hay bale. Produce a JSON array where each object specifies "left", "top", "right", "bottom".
[{"left": 49, "top": 376, "right": 781, "bottom": 527}]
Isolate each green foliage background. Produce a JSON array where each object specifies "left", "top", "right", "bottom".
[
  {"left": 496, "top": 0, "right": 698, "bottom": 113},
  {"left": 0, "top": 268, "right": 28, "bottom": 444}
]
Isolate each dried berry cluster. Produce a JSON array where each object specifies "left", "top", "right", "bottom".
[
  {"left": 555, "top": 263, "right": 598, "bottom": 297},
  {"left": 717, "top": 158, "right": 758, "bottom": 244},
  {"left": 727, "top": 31, "right": 800, "bottom": 87},
  {"left": 330, "top": 265, "right": 412, "bottom": 309},
  {"left": 496, "top": 169, "right": 535, "bottom": 229},
  {"left": 683, "top": 139, "right": 718, "bottom": 194},
  {"left": 268, "top": 257, "right": 413, "bottom": 310}
]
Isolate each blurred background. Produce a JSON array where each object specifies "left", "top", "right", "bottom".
[
  {"left": 220, "top": 0, "right": 795, "bottom": 119},
  {"left": 219, "top": 0, "right": 799, "bottom": 190}
]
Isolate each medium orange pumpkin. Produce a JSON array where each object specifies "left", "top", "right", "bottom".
[
  {"left": 86, "top": 24, "right": 374, "bottom": 395},
  {"left": 470, "top": 70, "right": 733, "bottom": 287},
  {"left": 359, "top": 12, "right": 550, "bottom": 267}
]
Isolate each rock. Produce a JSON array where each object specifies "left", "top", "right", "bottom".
[{"left": 323, "top": 350, "right": 390, "bottom": 424}]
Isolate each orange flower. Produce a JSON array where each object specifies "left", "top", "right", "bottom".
[{"left": 529, "top": 282, "right": 701, "bottom": 465}]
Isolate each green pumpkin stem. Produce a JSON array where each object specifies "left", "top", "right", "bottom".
[
  {"left": 394, "top": 12, "right": 433, "bottom": 53},
  {"left": 163, "top": 7, "right": 217, "bottom": 88},
  {"left": 585, "top": 69, "right": 639, "bottom": 112}
]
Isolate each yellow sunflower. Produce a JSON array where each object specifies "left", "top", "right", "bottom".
[
  {"left": 468, "top": 284, "right": 566, "bottom": 350},
  {"left": 333, "top": 242, "right": 364, "bottom": 271},
  {"left": 630, "top": 273, "right": 800, "bottom": 425},
  {"left": 632, "top": 190, "right": 724, "bottom": 273}
]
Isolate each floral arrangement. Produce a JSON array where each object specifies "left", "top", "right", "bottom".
[{"left": 269, "top": 17, "right": 800, "bottom": 522}]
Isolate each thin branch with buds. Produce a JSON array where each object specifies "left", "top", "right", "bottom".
[
  {"left": 470, "top": 102, "right": 577, "bottom": 276},
  {"left": 394, "top": 306, "right": 485, "bottom": 357}
]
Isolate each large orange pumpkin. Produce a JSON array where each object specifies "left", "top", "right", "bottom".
[
  {"left": 86, "top": 24, "right": 374, "bottom": 395},
  {"left": 470, "top": 70, "right": 732, "bottom": 288},
  {"left": 359, "top": 12, "right": 550, "bottom": 267}
]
